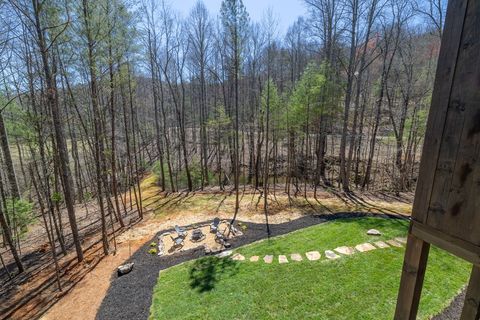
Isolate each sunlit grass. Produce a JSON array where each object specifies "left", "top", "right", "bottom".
[{"left": 150, "top": 217, "right": 469, "bottom": 320}]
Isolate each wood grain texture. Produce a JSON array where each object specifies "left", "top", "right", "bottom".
[
  {"left": 460, "top": 266, "right": 480, "bottom": 320},
  {"left": 426, "top": 0, "right": 480, "bottom": 245},
  {"left": 412, "top": 0, "right": 469, "bottom": 224},
  {"left": 394, "top": 233, "right": 430, "bottom": 320}
]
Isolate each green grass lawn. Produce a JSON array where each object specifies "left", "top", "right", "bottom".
[{"left": 150, "top": 217, "right": 471, "bottom": 320}]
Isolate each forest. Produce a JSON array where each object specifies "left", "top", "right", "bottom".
[{"left": 0, "top": 0, "right": 446, "bottom": 317}]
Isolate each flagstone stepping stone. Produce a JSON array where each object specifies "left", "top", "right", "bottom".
[
  {"left": 279, "top": 255, "right": 289, "bottom": 264},
  {"left": 325, "top": 250, "right": 340, "bottom": 260},
  {"left": 250, "top": 256, "right": 259, "bottom": 262},
  {"left": 355, "top": 243, "right": 377, "bottom": 252},
  {"left": 334, "top": 246, "right": 355, "bottom": 255},
  {"left": 305, "top": 251, "right": 321, "bottom": 261},
  {"left": 290, "top": 253, "right": 303, "bottom": 262},
  {"left": 386, "top": 239, "right": 403, "bottom": 247},
  {"left": 395, "top": 237, "right": 407, "bottom": 244},
  {"left": 216, "top": 250, "right": 233, "bottom": 258},
  {"left": 374, "top": 241, "right": 390, "bottom": 249},
  {"left": 367, "top": 229, "right": 382, "bottom": 236},
  {"left": 263, "top": 255, "right": 274, "bottom": 264},
  {"left": 231, "top": 253, "right": 245, "bottom": 261}
]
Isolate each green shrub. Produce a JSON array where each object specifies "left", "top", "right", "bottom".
[
  {"left": 148, "top": 248, "right": 158, "bottom": 255},
  {"left": 3, "top": 198, "right": 35, "bottom": 238}
]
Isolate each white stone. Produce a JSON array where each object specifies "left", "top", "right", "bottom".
[
  {"left": 290, "top": 253, "right": 303, "bottom": 261},
  {"left": 216, "top": 250, "right": 233, "bottom": 258},
  {"left": 325, "top": 250, "right": 340, "bottom": 260},
  {"left": 279, "top": 255, "right": 289, "bottom": 264},
  {"left": 305, "top": 251, "right": 321, "bottom": 261},
  {"left": 374, "top": 241, "right": 390, "bottom": 249},
  {"left": 334, "top": 246, "right": 355, "bottom": 255},
  {"left": 263, "top": 255, "right": 274, "bottom": 264},
  {"left": 386, "top": 239, "right": 403, "bottom": 247},
  {"left": 250, "top": 256, "right": 259, "bottom": 262},
  {"left": 367, "top": 229, "right": 382, "bottom": 236},
  {"left": 395, "top": 237, "right": 407, "bottom": 244},
  {"left": 355, "top": 243, "right": 377, "bottom": 252},
  {"left": 231, "top": 253, "right": 245, "bottom": 261}
]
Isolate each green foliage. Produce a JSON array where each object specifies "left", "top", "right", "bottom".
[
  {"left": 51, "top": 192, "right": 63, "bottom": 204},
  {"left": 261, "top": 78, "right": 280, "bottom": 113},
  {"left": 207, "top": 105, "right": 231, "bottom": 130},
  {"left": 150, "top": 242, "right": 157, "bottom": 247},
  {"left": 4, "top": 198, "right": 35, "bottom": 238},
  {"left": 0, "top": 96, "right": 35, "bottom": 143},
  {"left": 220, "top": 0, "right": 250, "bottom": 63},
  {"left": 148, "top": 248, "right": 157, "bottom": 255},
  {"left": 286, "top": 63, "right": 341, "bottom": 132}
]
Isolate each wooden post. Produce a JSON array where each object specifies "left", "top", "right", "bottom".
[
  {"left": 394, "top": 233, "right": 430, "bottom": 320},
  {"left": 460, "top": 266, "right": 480, "bottom": 320}
]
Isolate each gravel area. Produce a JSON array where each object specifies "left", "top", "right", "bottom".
[{"left": 96, "top": 212, "right": 415, "bottom": 320}]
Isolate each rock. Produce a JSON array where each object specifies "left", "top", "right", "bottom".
[
  {"left": 325, "top": 250, "right": 340, "bottom": 260},
  {"left": 117, "top": 262, "right": 134, "bottom": 277},
  {"left": 386, "top": 239, "right": 403, "bottom": 247},
  {"left": 395, "top": 237, "right": 407, "bottom": 244},
  {"left": 231, "top": 253, "right": 245, "bottom": 261},
  {"left": 355, "top": 243, "right": 377, "bottom": 252},
  {"left": 290, "top": 253, "right": 303, "bottom": 262},
  {"left": 216, "top": 250, "right": 233, "bottom": 258},
  {"left": 278, "top": 255, "right": 289, "bottom": 264},
  {"left": 204, "top": 245, "right": 211, "bottom": 255},
  {"left": 367, "top": 229, "right": 382, "bottom": 236},
  {"left": 334, "top": 246, "right": 355, "bottom": 255},
  {"left": 157, "top": 239, "right": 165, "bottom": 256},
  {"left": 263, "top": 255, "right": 273, "bottom": 264},
  {"left": 305, "top": 251, "right": 321, "bottom": 261},
  {"left": 250, "top": 256, "right": 259, "bottom": 262},
  {"left": 374, "top": 241, "right": 390, "bottom": 249}
]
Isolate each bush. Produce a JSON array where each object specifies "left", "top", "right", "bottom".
[
  {"left": 148, "top": 248, "right": 157, "bottom": 255},
  {"left": 4, "top": 198, "right": 35, "bottom": 238}
]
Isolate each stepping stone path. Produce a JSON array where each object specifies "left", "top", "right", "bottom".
[
  {"left": 264, "top": 255, "right": 274, "bottom": 264},
  {"left": 216, "top": 250, "right": 233, "bottom": 258},
  {"left": 355, "top": 243, "right": 377, "bottom": 252},
  {"left": 334, "top": 246, "right": 355, "bottom": 255},
  {"left": 374, "top": 241, "right": 390, "bottom": 249},
  {"left": 367, "top": 229, "right": 382, "bottom": 236},
  {"left": 231, "top": 253, "right": 245, "bottom": 261},
  {"left": 386, "top": 239, "right": 403, "bottom": 247},
  {"left": 290, "top": 253, "right": 303, "bottom": 262},
  {"left": 325, "top": 250, "right": 340, "bottom": 260},
  {"left": 228, "top": 237, "right": 406, "bottom": 265},
  {"left": 306, "top": 251, "right": 321, "bottom": 261}
]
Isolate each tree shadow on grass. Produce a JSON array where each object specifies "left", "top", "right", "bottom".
[{"left": 189, "top": 257, "right": 239, "bottom": 293}]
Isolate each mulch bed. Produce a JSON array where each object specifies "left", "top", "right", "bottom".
[
  {"left": 94, "top": 212, "right": 460, "bottom": 320},
  {"left": 432, "top": 289, "right": 466, "bottom": 320}
]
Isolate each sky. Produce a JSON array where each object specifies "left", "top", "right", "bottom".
[{"left": 168, "top": 0, "right": 308, "bottom": 35}]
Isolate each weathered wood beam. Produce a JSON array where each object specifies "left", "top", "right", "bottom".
[
  {"left": 460, "top": 266, "right": 480, "bottom": 320},
  {"left": 394, "top": 232, "right": 430, "bottom": 320}
]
